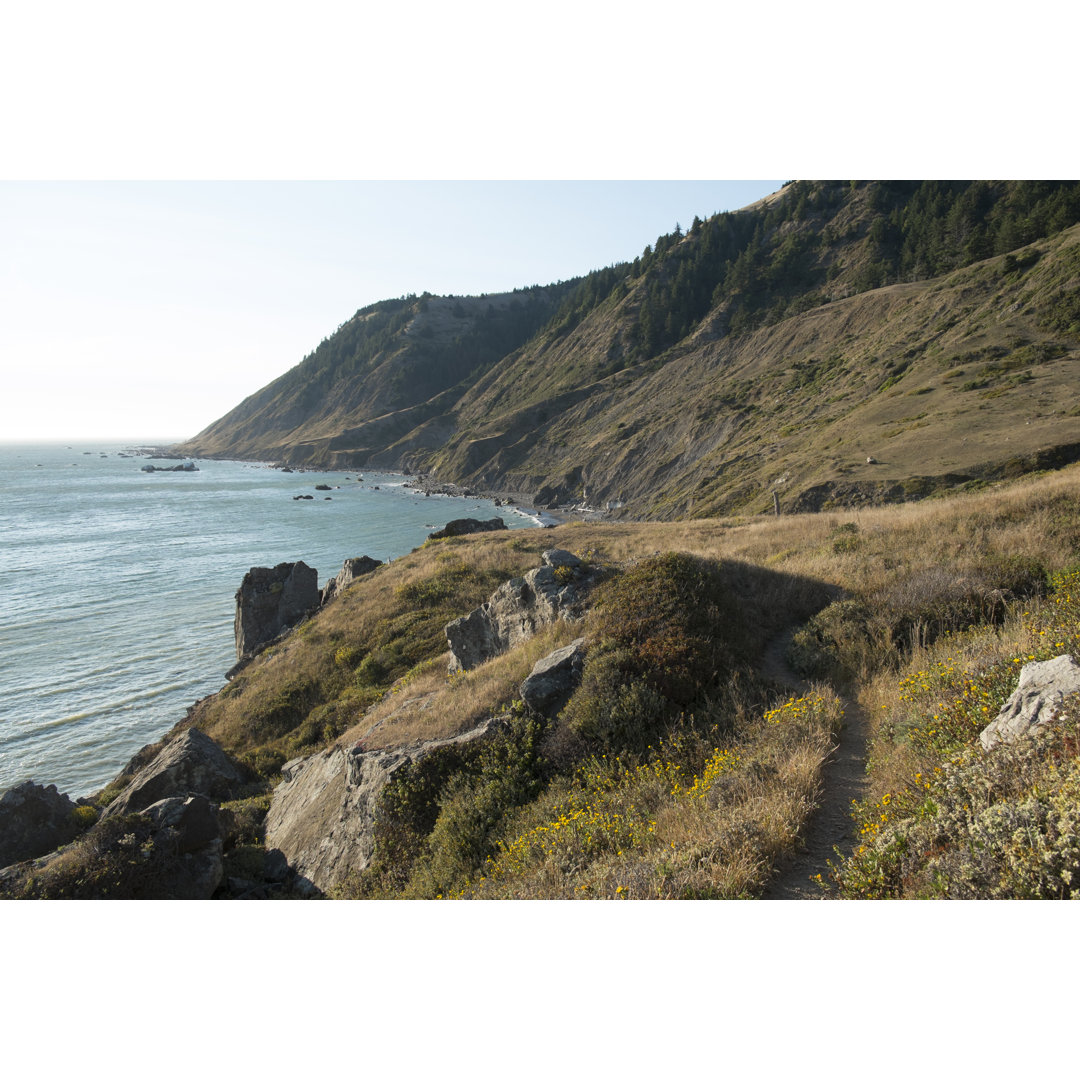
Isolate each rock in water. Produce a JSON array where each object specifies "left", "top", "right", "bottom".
[
  {"left": 980, "top": 654, "right": 1080, "bottom": 751},
  {"left": 234, "top": 560, "right": 320, "bottom": 660},
  {"left": 0, "top": 781, "right": 81, "bottom": 868},
  {"left": 428, "top": 517, "right": 508, "bottom": 540}
]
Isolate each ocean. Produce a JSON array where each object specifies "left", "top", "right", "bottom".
[{"left": 0, "top": 442, "right": 538, "bottom": 799}]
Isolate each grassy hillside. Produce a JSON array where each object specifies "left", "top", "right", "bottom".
[
  {"left": 65, "top": 464, "right": 1074, "bottom": 900},
  {"left": 176, "top": 284, "right": 578, "bottom": 463},
  {"left": 176, "top": 181, "right": 1080, "bottom": 518}
]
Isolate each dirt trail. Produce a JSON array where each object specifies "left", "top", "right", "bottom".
[{"left": 758, "top": 630, "right": 870, "bottom": 899}]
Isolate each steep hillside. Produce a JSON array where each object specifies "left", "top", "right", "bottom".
[
  {"left": 177, "top": 284, "right": 579, "bottom": 463},
  {"left": 177, "top": 181, "right": 1080, "bottom": 515}
]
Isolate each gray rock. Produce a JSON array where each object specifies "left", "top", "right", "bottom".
[
  {"left": 445, "top": 550, "right": 592, "bottom": 672},
  {"left": 140, "top": 795, "right": 224, "bottom": 899},
  {"left": 144, "top": 793, "right": 220, "bottom": 853},
  {"left": 264, "top": 847, "right": 290, "bottom": 883},
  {"left": 541, "top": 549, "right": 581, "bottom": 569},
  {"left": 321, "top": 555, "right": 382, "bottom": 605},
  {"left": 264, "top": 716, "right": 508, "bottom": 895},
  {"left": 428, "top": 517, "right": 508, "bottom": 540},
  {"left": 102, "top": 728, "right": 247, "bottom": 818},
  {"left": 234, "top": 560, "right": 320, "bottom": 661},
  {"left": 520, "top": 638, "right": 587, "bottom": 718},
  {"left": 980, "top": 654, "right": 1080, "bottom": 751},
  {"left": 0, "top": 781, "right": 81, "bottom": 868},
  {"left": 1, "top": 794, "right": 227, "bottom": 899}
]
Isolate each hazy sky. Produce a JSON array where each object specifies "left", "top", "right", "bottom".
[
  {"left": 0, "top": 181, "right": 783, "bottom": 443},
  {"left": 1, "top": 2, "right": 1070, "bottom": 448}
]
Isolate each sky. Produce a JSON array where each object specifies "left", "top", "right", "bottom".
[
  {"left": 2, "top": 3, "right": 1073, "bottom": 445},
  {"left": 0, "top": 180, "right": 784, "bottom": 442}
]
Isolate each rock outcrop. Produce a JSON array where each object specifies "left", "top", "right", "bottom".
[
  {"left": 0, "top": 792, "right": 226, "bottom": 899},
  {"left": 0, "top": 781, "right": 82, "bottom": 868},
  {"left": 428, "top": 517, "right": 508, "bottom": 540},
  {"left": 234, "top": 560, "right": 320, "bottom": 661},
  {"left": 445, "top": 549, "right": 593, "bottom": 673},
  {"left": 320, "top": 555, "right": 382, "bottom": 605},
  {"left": 980, "top": 654, "right": 1080, "bottom": 751},
  {"left": 139, "top": 794, "right": 225, "bottom": 899},
  {"left": 520, "top": 638, "right": 587, "bottom": 718},
  {"left": 102, "top": 728, "right": 248, "bottom": 818},
  {"left": 264, "top": 716, "right": 508, "bottom": 895}
]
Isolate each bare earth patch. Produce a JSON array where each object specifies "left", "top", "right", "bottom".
[{"left": 760, "top": 629, "right": 870, "bottom": 899}]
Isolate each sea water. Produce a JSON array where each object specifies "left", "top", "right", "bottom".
[{"left": 0, "top": 442, "right": 538, "bottom": 798}]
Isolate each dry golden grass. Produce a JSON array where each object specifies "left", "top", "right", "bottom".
[
  {"left": 857, "top": 589, "right": 1067, "bottom": 805},
  {"left": 191, "top": 462, "right": 1080, "bottom": 774},
  {"left": 341, "top": 622, "right": 581, "bottom": 751},
  {"left": 459, "top": 687, "right": 843, "bottom": 900},
  {"left": 174, "top": 464, "right": 1080, "bottom": 899}
]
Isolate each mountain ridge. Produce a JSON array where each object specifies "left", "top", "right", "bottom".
[{"left": 175, "top": 181, "right": 1080, "bottom": 516}]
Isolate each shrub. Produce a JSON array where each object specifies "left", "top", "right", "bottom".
[
  {"left": 0, "top": 813, "right": 183, "bottom": 900},
  {"left": 561, "top": 649, "right": 668, "bottom": 749},
  {"left": 363, "top": 712, "right": 548, "bottom": 897},
  {"left": 70, "top": 804, "right": 100, "bottom": 829},
  {"left": 789, "top": 560, "right": 1047, "bottom": 681},
  {"left": 835, "top": 707, "right": 1080, "bottom": 898},
  {"left": 559, "top": 553, "right": 753, "bottom": 753}
]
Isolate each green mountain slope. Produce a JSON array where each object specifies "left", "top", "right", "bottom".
[{"left": 176, "top": 181, "right": 1080, "bottom": 516}]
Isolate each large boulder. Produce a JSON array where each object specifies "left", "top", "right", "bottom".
[
  {"left": 445, "top": 549, "right": 592, "bottom": 673},
  {"left": 139, "top": 795, "right": 225, "bottom": 899},
  {"left": 428, "top": 517, "right": 507, "bottom": 540},
  {"left": 234, "top": 560, "right": 320, "bottom": 661},
  {"left": 264, "top": 716, "right": 507, "bottom": 896},
  {"left": 102, "top": 728, "right": 248, "bottom": 818},
  {"left": 520, "top": 638, "right": 587, "bottom": 718},
  {"left": 320, "top": 555, "right": 382, "bottom": 605},
  {"left": 0, "top": 781, "right": 82, "bottom": 868},
  {"left": 980, "top": 654, "right": 1080, "bottom": 751}
]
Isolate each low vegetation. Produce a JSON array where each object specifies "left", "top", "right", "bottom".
[
  {"left": 830, "top": 566, "right": 1080, "bottom": 897},
  {"left": 159, "top": 462, "right": 1080, "bottom": 899}
]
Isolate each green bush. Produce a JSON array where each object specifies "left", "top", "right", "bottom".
[
  {"left": 561, "top": 553, "right": 750, "bottom": 751},
  {"left": 0, "top": 813, "right": 182, "bottom": 900},
  {"left": 363, "top": 713, "right": 548, "bottom": 897},
  {"left": 70, "top": 804, "right": 100, "bottom": 829},
  {"left": 789, "top": 561, "right": 1047, "bottom": 681},
  {"left": 561, "top": 648, "right": 668, "bottom": 749}
]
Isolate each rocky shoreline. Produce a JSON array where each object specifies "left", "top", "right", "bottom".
[{"left": 0, "top": 535, "right": 599, "bottom": 899}]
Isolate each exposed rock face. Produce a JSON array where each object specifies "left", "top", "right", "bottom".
[
  {"left": 520, "top": 638, "right": 587, "bottom": 718},
  {"left": 265, "top": 716, "right": 507, "bottom": 896},
  {"left": 234, "top": 560, "right": 320, "bottom": 660},
  {"left": 0, "top": 793, "right": 225, "bottom": 899},
  {"left": 102, "top": 728, "right": 248, "bottom": 818},
  {"left": 140, "top": 795, "right": 225, "bottom": 899},
  {"left": 0, "top": 781, "right": 81, "bottom": 868},
  {"left": 445, "top": 549, "right": 592, "bottom": 673},
  {"left": 320, "top": 555, "right": 382, "bottom": 605},
  {"left": 428, "top": 517, "right": 508, "bottom": 540},
  {"left": 980, "top": 654, "right": 1080, "bottom": 751}
]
